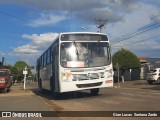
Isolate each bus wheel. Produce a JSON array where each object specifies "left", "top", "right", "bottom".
[
  {"left": 50, "top": 77, "right": 55, "bottom": 92},
  {"left": 147, "top": 81, "right": 153, "bottom": 85},
  {"left": 53, "top": 92, "right": 60, "bottom": 99},
  {"left": 90, "top": 88, "right": 99, "bottom": 96}
]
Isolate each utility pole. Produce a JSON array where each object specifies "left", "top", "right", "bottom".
[
  {"left": 0, "top": 57, "right": 4, "bottom": 67},
  {"left": 115, "top": 62, "right": 121, "bottom": 87},
  {"left": 23, "top": 66, "right": 28, "bottom": 90},
  {"left": 2, "top": 57, "right": 4, "bottom": 66},
  {"left": 96, "top": 19, "right": 107, "bottom": 33}
]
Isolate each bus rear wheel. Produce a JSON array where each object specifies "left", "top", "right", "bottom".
[
  {"left": 90, "top": 88, "right": 99, "bottom": 96},
  {"left": 147, "top": 80, "right": 153, "bottom": 85}
]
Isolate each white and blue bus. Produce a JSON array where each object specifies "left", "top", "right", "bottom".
[{"left": 36, "top": 32, "right": 113, "bottom": 96}]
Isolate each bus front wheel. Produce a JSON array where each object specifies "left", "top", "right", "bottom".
[{"left": 90, "top": 88, "right": 99, "bottom": 96}]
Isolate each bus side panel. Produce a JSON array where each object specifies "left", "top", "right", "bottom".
[
  {"left": 41, "top": 64, "right": 52, "bottom": 90},
  {"left": 50, "top": 39, "right": 60, "bottom": 93}
]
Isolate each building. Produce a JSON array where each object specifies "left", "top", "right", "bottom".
[{"left": 114, "top": 57, "right": 160, "bottom": 81}]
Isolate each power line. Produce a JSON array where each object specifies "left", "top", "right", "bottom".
[
  {"left": 109, "top": 7, "right": 160, "bottom": 44},
  {"left": 111, "top": 20, "right": 160, "bottom": 45},
  {"left": 112, "top": 31, "right": 160, "bottom": 48},
  {"left": 110, "top": 9, "right": 159, "bottom": 36},
  {"left": 0, "top": 9, "right": 67, "bottom": 32},
  {"left": 0, "top": 10, "right": 27, "bottom": 22}
]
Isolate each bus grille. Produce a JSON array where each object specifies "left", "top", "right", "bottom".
[
  {"left": 72, "top": 73, "right": 103, "bottom": 81},
  {"left": 76, "top": 82, "right": 103, "bottom": 88}
]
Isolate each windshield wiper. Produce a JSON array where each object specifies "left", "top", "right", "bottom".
[
  {"left": 97, "top": 39, "right": 101, "bottom": 52},
  {"left": 73, "top": 41, "right": 79, "bottom": 60}
]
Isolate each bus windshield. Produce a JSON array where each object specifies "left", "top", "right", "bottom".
[{"left": 60, "top": 42, "right": 111, "bottom": 68}]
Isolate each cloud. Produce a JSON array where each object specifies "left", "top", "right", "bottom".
[
  {"left": 1, "top": 0, "right": 160, "bottom": 62},
  {"left": 0, "top": 51, "right": 5, "bottom": 56},
  {"left": 28, "top": 12, "right": 66, "bottom": 27},
  {"left": 107, "top": 2, "right": 160, "bottom": 58},
  {"left": 0, "top": 0, "right": 145, "bottom": 24},
  {"left": 13, "top": 33, "right": 59, "bottom": 65},
  {"left": 22, "top": 33, "right": 59, "bottom": 47},
  {"left": 14, "top": 45, "right": 39, "bottom": 54}
]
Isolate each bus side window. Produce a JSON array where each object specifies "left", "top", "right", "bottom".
[
  {"left": 49, "top": 49, "right": 51, "bottom": 63},
  {"left": 55, "top": 46, "right": 58, "bottom": 55},
  {"left": 53, "top": 41, "right": 59, "bottom": 55},
  {"left": 40, "top": 56, "right": 43, "bottom": 68},
  {"left": 43, "top": 53, "right": 46, "bottom": 66},
  {"left": 46, "top": 49, "right": 50, "bottom": 64}
]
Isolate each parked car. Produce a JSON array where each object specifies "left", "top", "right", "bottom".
[
  {"left": 146, "top": 68, "right": 160, "bottom": 84},
  {"left": 0, "top": 68, "right": 13, "bottom": 93}
]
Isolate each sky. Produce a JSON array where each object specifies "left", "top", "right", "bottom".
[{"left": 0, "top": 0, "right": 160, "bottom": 66}]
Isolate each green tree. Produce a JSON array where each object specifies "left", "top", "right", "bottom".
[
  {"left": 112, "top": 49, "right": 141, "bottom": 82},
  {"left": 13, "top": 61, "right": 32, "bottom": 83}
]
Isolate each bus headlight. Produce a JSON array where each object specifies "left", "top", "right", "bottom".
[
  {"left": 105, "top": 69, "right": 112, "bottom": 78},
  {"left": 108, "top": 69, "right": 113, "bottom": 78},
  {"left": 62, "top": 71, "right": 72, "bottom": 82}
]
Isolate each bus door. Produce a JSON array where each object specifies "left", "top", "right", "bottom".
[
  {"left": 37, "top": 60, "right": 41, "bottom": 88},
  {"left": 51, "top": 42, "right": 59, "bottom": 92}
]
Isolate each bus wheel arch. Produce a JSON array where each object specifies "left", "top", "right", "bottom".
[{"left": 147, "top": 80, "right": 153, "bottom": 85}]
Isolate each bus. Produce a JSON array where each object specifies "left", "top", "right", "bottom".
[{"left": 36, "top": 32, "right": 113, "bottom": 96}]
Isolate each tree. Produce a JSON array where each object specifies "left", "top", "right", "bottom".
[
  {"left": 112, "top": 48, "right": 141, "bottom": 83},
  {"left": 13, "top": 61, "right": 32, "bottom": 83}
]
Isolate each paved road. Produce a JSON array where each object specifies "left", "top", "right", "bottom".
[{"left": 0, "top": 80, "right": 160, "bottom": 120}]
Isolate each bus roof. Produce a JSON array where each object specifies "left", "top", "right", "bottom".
[
  {"left": 59, "top": 32, "right": 107, "bottom": 35},
  {"left": 59, "top": 32, "right": 108, "bottom": 41}
]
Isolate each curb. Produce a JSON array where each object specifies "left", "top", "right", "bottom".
[{"left": 0, "top": 92, "right": 34, "bottom": 97}]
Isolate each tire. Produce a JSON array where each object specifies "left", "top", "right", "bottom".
[
  {"left": 147, "top": 81, "right": 153, "bottom": 85},
  {"left": 50, "top": 77, "right": 55, "bottom": 92},
  {"left": 50, "top": 77, "right": 59, "bottom": 99},
  {"left": 90, "top": 88, "right": 99, "bottom": 96},
  {"left": 2, "top": 88, "right": 8, "bottom": 93},
  {"left": 53, "top": 92, "right": 60, "bottom": 99}
]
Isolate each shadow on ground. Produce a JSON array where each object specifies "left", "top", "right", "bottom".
[
  {"left": 31, "top": 88, "right": 101, "bottom": 101},
  {"left": 141, "top": 84, "right": 160, "bottom": 90}
]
